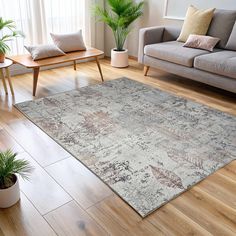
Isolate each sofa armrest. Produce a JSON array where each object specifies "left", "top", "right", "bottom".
[
  {"left": 138, "top": 26, "right": 182, "bottom": 64},
  {"left": 138, "top": 26, "right": 165, "bottom": 64}
]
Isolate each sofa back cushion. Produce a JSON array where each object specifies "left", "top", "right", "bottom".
[
  {"left": 226, "top": 23, "right": 236, "bottom": 51},
  {"left": 207, "top": 9, "right": 236, "bottom": 48}
]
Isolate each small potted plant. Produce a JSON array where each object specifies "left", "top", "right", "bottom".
[
  {"left": 0, "top": 18, "right": 23, "bottom": 63},
  {"left": 95, "top": 0, "right": 144, "bottom": 68},
  {"left": 0, "top": 149, "right": 33, "bottom": 208}
]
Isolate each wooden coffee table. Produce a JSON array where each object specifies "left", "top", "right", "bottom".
[{"left": 8, "top": 48, "right": 104, "bottom": 96}]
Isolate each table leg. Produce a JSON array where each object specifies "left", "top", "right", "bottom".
[
  {"left": 33, "top": 67, "right": 40, "bottom": 96},
  {"left": 5, "top": 67, "right": 14, "bottom": 95},
  {"left": 95, "top": 57, "right": 104, "bottom": 82},
  {"left": 73, "top": 61, "right": 77, "bottom": 70},
  {"left": 0, "top": 68, "right": 8, "bottom": 94}
]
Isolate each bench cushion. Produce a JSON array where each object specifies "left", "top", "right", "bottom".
[
  {"left": 144, "top": 41, "right": 210, "bottom": 67},
  {"left": 25, "top": 44, "right": 65, "bottom": 60},
  {"left": 50, "top": 30, "right": 86, "bottom": 53},
  {"left": 194, "top": 51, "right": 236, "bottom": 79}
]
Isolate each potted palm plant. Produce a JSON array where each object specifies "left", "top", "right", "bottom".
[
  {"left": 0, "top": 18, "right": 23, "bottom": 63},
  {"left": 0, "top": 149, "right": 33, "bottom": 208},
  {"left": 95, "top": 0, "right": 144, "bottom": 68}
]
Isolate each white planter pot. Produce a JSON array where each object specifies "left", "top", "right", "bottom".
[
  {"left": 111, "top": 49, "right": 128, "bottom": 68},
  {"left": 0, "top": 175, "right": 20, "bottom": 208}
]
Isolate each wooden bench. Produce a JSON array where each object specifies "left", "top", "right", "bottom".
[{"left": 8, "top": 48, "right": 104, "bottom": 96}]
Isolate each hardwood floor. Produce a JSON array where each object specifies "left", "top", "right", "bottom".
[{"left": 0, "top": 59, "right": 235, "bottom": 236}]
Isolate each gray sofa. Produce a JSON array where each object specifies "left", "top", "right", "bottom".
[{"left": 138, "top": 9, "right": 236, "bottom": 93}]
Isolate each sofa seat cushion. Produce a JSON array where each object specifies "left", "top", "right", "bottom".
[
  {"left": 144, "top": 41, "right": 210, "bottom": 67},
  {"left": 194, "top": 51, "right": 236, "bottom": 79}
]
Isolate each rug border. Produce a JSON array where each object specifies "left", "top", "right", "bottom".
[{"left": 13, "top": 77, "right": 236, "bottom": 218}]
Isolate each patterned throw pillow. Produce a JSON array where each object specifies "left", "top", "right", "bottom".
[{"left": 183, "top": 34, "right": 220, "bottom": 52}]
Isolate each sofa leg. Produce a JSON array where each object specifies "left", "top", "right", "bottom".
[{"left": 144, "top": 66, "right": 150, "bottom": 76}]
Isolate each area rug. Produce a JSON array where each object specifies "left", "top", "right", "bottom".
[{"left": 15, "top": 78, "right": 236, "bottom": 217}]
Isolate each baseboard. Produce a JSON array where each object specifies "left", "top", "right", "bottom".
[
  {"left": 128, "top": 55, "right": 138, "bottom": 61},
  {"left": 104, "top": 55, "right": 138, "bottom": 61}
]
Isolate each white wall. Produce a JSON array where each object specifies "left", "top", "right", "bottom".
[
  {"left": 166, "top": 0, "right": 236, "bottom": 19},
  {"left": 104, "top": 0, "right": 183, "bottom": 57}
]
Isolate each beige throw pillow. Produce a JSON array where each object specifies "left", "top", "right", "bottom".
[
  {"left": 184, "top": 34, "right": 220, "bottom": 51},
  {"left": 177, "top": 5, "right": 215, "bottom": 42},
  {"left": 25, "top": 44, "right": 65, "bottom": 60},
  {"left": 50, "top": 30, "right": 86, "bottom": 53}
]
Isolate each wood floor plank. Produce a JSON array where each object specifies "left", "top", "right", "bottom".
[
  {"left": 17, "top": 152, "right": 72, "bottom": 215},
  {"left": 87, "top": 206, "right": 131, "bottom": 236},
  {"left": 217, "top": 161, "right": 236, "bottom": 182},
  {"left": 147, "top": 204, "right": 212, "bottom": 236},
  {"left": 171, "top": 187, "right": 236, "bottom": 235},
  {"left": 0, "top": 115, "right": 70, "bottom": 167},
  {"left": 0, "top": 107, "right": 22, "bottom": 123},
  {"left": 44, "top": 201, "right": 108, "bottom": 236},
  {"left": 197, "top": 171, "right": 236, "bottom": 209},
  {"left": 0, "top": 128, "right": 23, "bottom": 153},
  {"left": 87, "top": 195, "right": 164, "bottom": 236},
  {"left": 45, "top": 157, "right": 113, "bottom": 209},
  {"left": 0, "top": 193, "right": 56, "bottom": 236}
]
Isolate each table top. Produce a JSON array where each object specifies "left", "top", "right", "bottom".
[
  {"left": 7, "top": 48, "right": 104, "bottom": 68},
  {"left": 0, "top": 59, "right": 13, "bottom": 68}
]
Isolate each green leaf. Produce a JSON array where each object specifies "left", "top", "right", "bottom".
[
  {"left": 0, "top": 149, "right": 33, "bottom": 189},
  {"left": 0, "top": 18, "right": 16, "bottom": 31},
  {"left": 94, "top": 0, "right": 144, "bottom": 50},
  {"left": 0, "top": 42, "right": 10, "bottom": 54},
  {"left": 0, "top": 18, "right": 24, "bottom": 54},
  {"left": 12, "top": 30, "right": 25, "bottom": 38}
]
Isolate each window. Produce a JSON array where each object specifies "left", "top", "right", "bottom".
[{"left": 0, "top": 0, "right": 95, "bottom": 55}]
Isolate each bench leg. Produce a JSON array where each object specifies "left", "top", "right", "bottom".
[
  {"left": 144, "top": 66, "right": 150, "bottom": 76},
  {"left": 95, "top": 57, "right": 104, "bottom": 82},
  {"left": 73, "top": 60, "right": 76, "bottom": 70},
  {"left": 33, "top": 67, "right": 40, "bottom": 96}
]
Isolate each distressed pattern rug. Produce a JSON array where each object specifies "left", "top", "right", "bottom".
[{"left": 15, "top": 78, "right": 236, "bottom": 217}]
